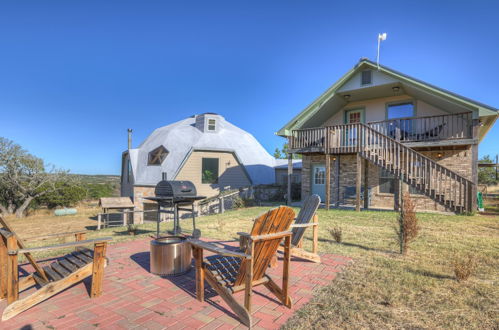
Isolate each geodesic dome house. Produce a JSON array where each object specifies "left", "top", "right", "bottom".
[{"left": 120, "top": 113, "right": 279, "bottom": 221}]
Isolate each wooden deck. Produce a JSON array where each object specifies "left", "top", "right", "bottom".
[{"left": 285, "top": 112, "right": 478, "bottom": 213}]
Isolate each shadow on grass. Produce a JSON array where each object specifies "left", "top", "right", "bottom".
[
  {"left": 406, "top": 267, "right": 455, "bottom": 280},
  {"left": 315, "top": 236, "right": 396, "bottom": 254}
]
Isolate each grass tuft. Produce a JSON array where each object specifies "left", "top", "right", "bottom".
[
  {"left": 329, "top": 226, "right": 343, "bottom": 243},
  {"left": 453, "top": 254, "right": 477, "bottom": 282}
]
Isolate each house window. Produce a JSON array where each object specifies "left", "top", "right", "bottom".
[
  {"left": 202, "top": 158, "right": 219, "bottom": 184},
  {"left": 314, "top": 167, "right": 325, "bottom": 185},
  {"left": 127, "top": 159, "right": 132, "bottom": 183},
  {"left": 148, "top": 146, "right": 169, "bottom": 165},
  {"left": 207, "top": 119, "right": 216, "bottom": 131},
  {"left": 387, "top": 102, "right": 414, "bottom": 119},
  {"left": 361, "top": 70, "right": 372, "bottom": 85},
  {"left": 379, "top": 169, "right": 394, "bottom": 194}
]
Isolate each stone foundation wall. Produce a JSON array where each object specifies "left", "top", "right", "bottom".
[{"left": 132, "top": 185, "right": 156, "bottom": 224}]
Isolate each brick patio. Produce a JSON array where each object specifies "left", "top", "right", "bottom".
[{"left": 0, "top": 238, "right": 352, "bottom": 329}]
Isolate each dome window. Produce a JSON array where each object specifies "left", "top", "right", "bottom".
[{"left": 148, "top": 146, "right": 169, "bottom": 165}]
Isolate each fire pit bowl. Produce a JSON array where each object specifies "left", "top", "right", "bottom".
[{"left": 150, "top": 236, "right": 192, "bottom": 276}]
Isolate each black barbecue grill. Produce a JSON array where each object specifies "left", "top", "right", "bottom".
[{"left": 144, "top": 180, "right": 205, "bottom": 238}]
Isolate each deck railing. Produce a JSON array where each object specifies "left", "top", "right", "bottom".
[
  {"left": 289, "top": 112, "right": 473, "bottom": 152},
  {"left": 367, "top": 112, "right": 472, "bottom": 142}
]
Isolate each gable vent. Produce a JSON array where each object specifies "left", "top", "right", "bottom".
[{"left": 361, "top": 70, "right": 372, "bottom": 85}]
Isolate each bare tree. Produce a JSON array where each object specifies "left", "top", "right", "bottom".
[{"left": 0, "top": 137, "right": 68, "bottom": 218}]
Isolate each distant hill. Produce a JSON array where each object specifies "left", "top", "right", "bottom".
[
  {"left": 71, "top": 174, "right": 121, "bottom": 197},
  {"left": 73, "top": 174, "right": 121, "bottom": 185}
]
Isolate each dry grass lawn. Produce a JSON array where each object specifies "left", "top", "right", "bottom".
[{"left": 3, "top": 205, "right": 498, "bottom": 329}]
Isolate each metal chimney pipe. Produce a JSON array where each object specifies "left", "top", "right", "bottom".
[
  {"left": 127, "top": 129, "right": 133, "bottom": 149},
  {"left": 162, "top": 172, "right": 167, "bottom": 181}
]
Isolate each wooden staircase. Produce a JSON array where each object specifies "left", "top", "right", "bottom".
[{"left": 291, "top": 123, "right": 475, "bottom": 213}]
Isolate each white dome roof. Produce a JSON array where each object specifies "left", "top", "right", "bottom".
[{"left": 129, "top": 114, "right": 277, "bottom": 186}]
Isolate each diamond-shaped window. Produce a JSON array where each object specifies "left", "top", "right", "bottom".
[{"left": 148, "top": 146, "right": 168, "bottom": 165}]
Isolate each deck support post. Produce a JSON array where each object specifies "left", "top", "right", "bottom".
[
  {"left": 470, "top": 118, "right": 479, "bottom": 212},
  {"left": 325, "top": 154, "right": 331, "bottom": 209},
  {"left": 356, "top": 153, "right": 362, "bottom": 212},
  {"left": 335, "top": 155, "right": 340, "bottom": 207},
  {"left": 363, "top": 159, "right": 369, "bottom": 209},
  {"left": 287, "top": 152, "right": 293, "bottom": 206},
  {"left": 394, "top": 179, "right": 402, "bottom": 211}
]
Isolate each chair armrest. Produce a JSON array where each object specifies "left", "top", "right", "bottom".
[
  {"left": 189, "top": 239, "right": 251, "bottom": 259},
  {"left": 291, "top": 223, "right": 318, "bottom": 228},
  {"left": 23, "top": 231, "right": 87, "bottom": 242},
  {"left": 250, "top": 231, "right": 292, "bottom": 242},
  {"left": 13, "top": 237, "right": 113, "bottom": 254}
]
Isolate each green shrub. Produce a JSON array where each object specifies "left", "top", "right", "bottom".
[
  {"left": 36, "top": 181, "right": 87, "bottom": 209},
  {"left": 85, "top": 183, "right": 114, "bottom": 199}
]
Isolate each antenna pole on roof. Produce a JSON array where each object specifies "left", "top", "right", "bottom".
[{"left": 376, "top": 33, "right": 387, "bottom": 70}]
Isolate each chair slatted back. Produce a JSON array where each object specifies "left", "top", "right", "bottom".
[
  {"left": 0, "top": 216, "right": 49, "bottom": 281},
  {"left": 291, "top": 194, "right": 321, "bottom": 247},
  {"left": 234, "top": 206, "right": 295, "bottom": 286}
]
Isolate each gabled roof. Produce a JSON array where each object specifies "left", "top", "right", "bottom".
[{"left": 277, "top": 59, "right": 498, "bottom": 136}]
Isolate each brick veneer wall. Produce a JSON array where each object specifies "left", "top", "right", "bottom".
[{"left": 300, "top": 146, "right": 473, "bottom": 212}]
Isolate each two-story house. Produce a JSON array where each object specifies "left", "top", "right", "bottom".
[{"left": 277, "top": 59, "right": 498, "bottom": 213}]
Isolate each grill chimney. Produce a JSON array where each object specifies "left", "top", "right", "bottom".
[
  {"left": 162, "top": 172, "right": 167, "bottom": 180},
  {"left": 127, "top": 129, "right": 133, "bottom": 149}
]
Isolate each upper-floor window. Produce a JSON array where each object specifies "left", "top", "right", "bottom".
[
  {"left": 387, "top": 102, "right": 414, "bottom": 119},
  {"left": 148, "top": 146, "right": 169, "bottom": 165},
  {"left": 361, "top": 70, "right": 372, "bottom": 85},
  {"left": 207, "top": 119, "right": 216, "bottom": 131},
  {"left": 202, "top": 158, "right": 219, "bottom": 184}
]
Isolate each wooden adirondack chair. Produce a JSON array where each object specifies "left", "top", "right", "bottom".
[
  {"left": 190, "top": 206, "right": 295, "bottom": 328},
  {"left": 0, "top": 216, "right": 112, "bottom": 321},
  {"left": 240, "top": 195, "right": 321, "bottom": 264}
]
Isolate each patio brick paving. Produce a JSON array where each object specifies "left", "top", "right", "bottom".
[{"left": 0, "top": 238, "right": 352, "bottom": 329}]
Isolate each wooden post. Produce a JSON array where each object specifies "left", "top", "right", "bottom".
[
  {"left": 363, "top": 159, "right": 369, "bottom": 209},
  {"left": 220, "top": 196, "right": 225, "bottom": 214},
  {"left": 97, "top": 214, "right": 102, "bottom": 230},
  {"left": 312, "top": 214, "right": 318, "bottom": 255},
  {"left": 394, "top": 179, "right": 402, "bottom": 211},
  {"left": 335, "top": 155, "right": 340, "bottom": 207},
  {"left": 287, "top": 152, "right": 293, "bottom": 205},
  {"left": 470, "top": 118, "right": 479, "bottom": 212},
  {"left": 356, "top": 153, "right": 362, "bottom": 211},
  {"left": 325, "top": 154, "right": 331, "bottom": 209},
  {"left": 244, "top": 240, "right": 254, "bottom": 312},
  {"left": 0, "top": 235, "right": 8, "bottom": 300},
  {"left": 194, "top": 247, "right": 204, "bottom": 302},
  {"left": 6, "top": 235, "right": 19, "bottom": 304},
  {"left": 90, "top": 242, "right": 107, "bottom": 298},
  {"left": 282, "top": 235, "right": 291, "bottom": 307}
]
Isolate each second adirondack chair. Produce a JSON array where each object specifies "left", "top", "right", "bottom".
[
  {"left": 190, "top": 206, "right": 295, "bottom": 328},
  {"left": 240, "top": 195, "right": 321, "bottom": 264}
]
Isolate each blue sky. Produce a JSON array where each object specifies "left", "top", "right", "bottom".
[{"left": 0, "top": 1, "right": 497, "bottom": 175}]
